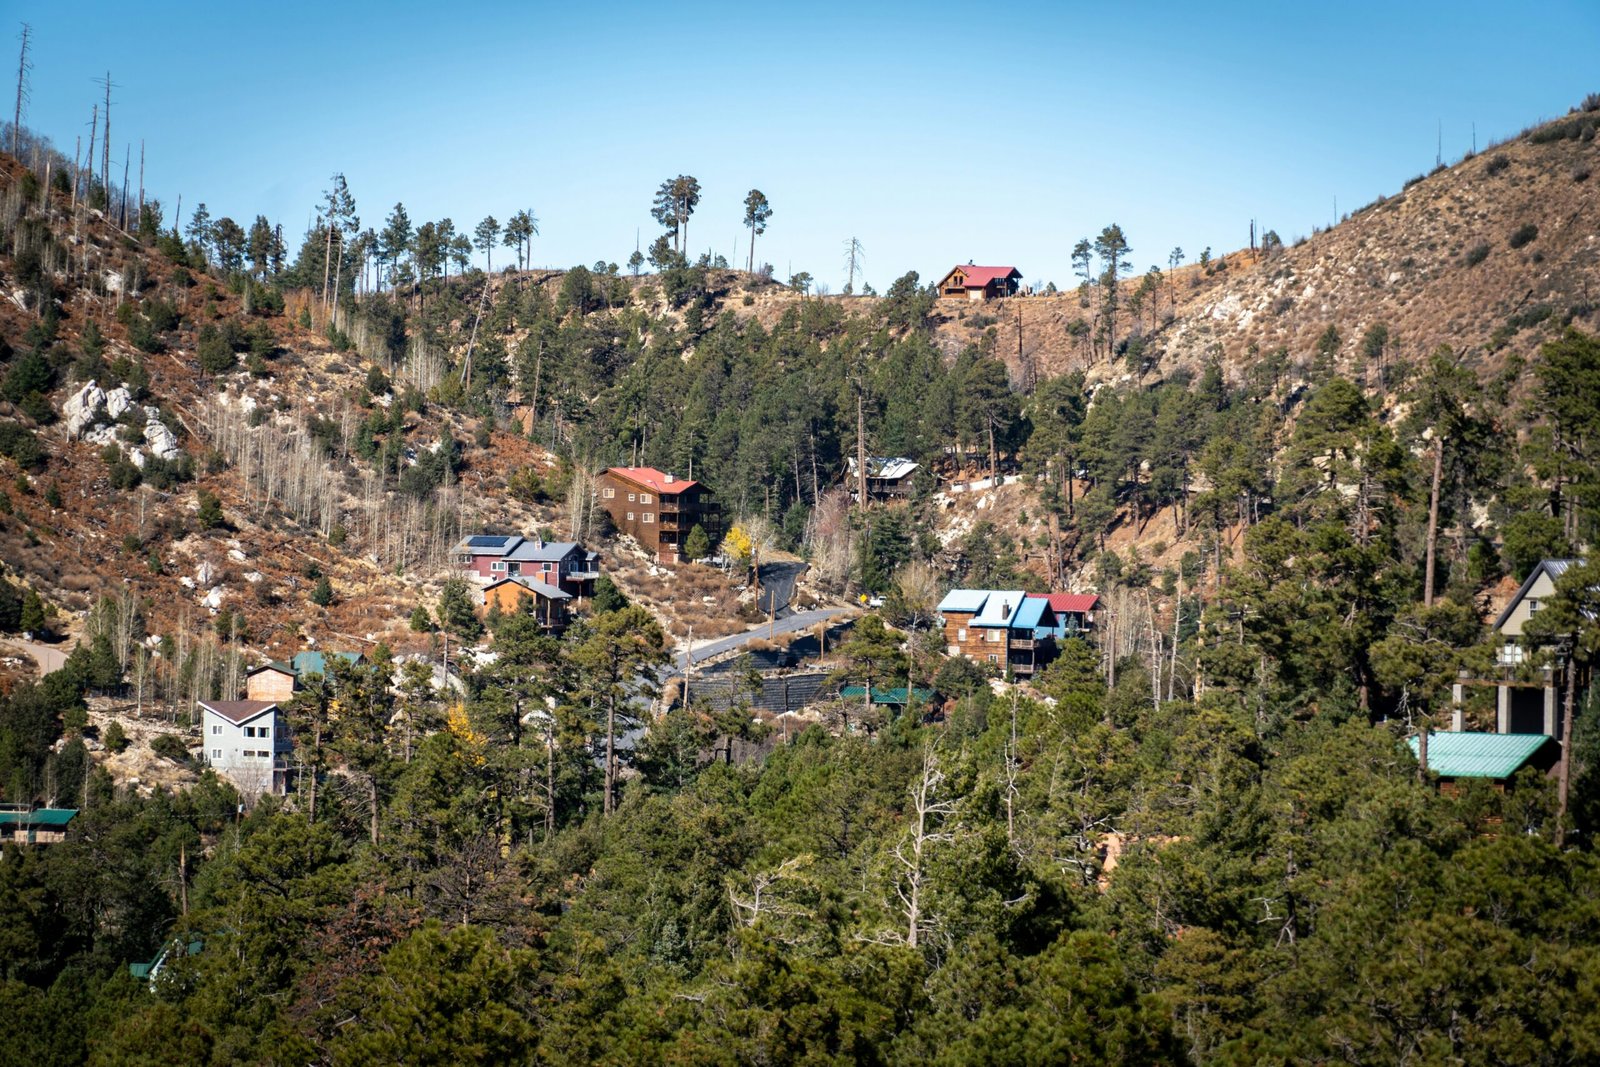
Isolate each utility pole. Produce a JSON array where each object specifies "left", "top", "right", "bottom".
[
  {"left": 12, "top": 23, "right": 30, "bottom": 158},
  {"left": 856, "top": 384, "right": 868, "bottom": 517},
  {"left": 137, "top": 139, "right": 144, "bottom": 224}
]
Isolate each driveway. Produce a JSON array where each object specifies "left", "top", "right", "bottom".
[
  {"left": 674, "top": 607, "right": 851, "bottom": 672},
  {"left": 16, "top": 640, "right": 72, "bottom": 676},
  {"left": 755, "top": 561, "right": 807, "bottom": 619}
]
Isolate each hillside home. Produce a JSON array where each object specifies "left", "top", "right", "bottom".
[
  {"left": 246, "top": 651, "right": 366, "bottom": 701},
  {"left": 1491, "top": 558, "right": 1589, "bottom": 736},
  {"left": 845, "top": 456, "right": 920, "bottom": 502},
  {"left": 450, "top": 534, "right": 600, "bottom": 596},
  {"left": 1408, "top": 732, "right": 1559, "bottom": 790},
  {"left": 483, "top": 576, "right": 573, "bottom": 631},
  {"left": 597, "top": 466, "right": 721, "bottom": 564},
  {"left": 936, "top": 264, "right": 1022, "bottom": 301},
  {"left": 938, "top": 588, "right": 1059, "bottom": 677},
  {"left": 200, "top": 699, "right": 292, "bottom": 796},
  {"left": 0, "top": 806, "right": 77, "bottom": 845}
]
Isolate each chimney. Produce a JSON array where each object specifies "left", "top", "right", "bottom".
[
  {"left": 1002, "top": 600, "right": 1012, "bottom": 620},
  {"left": 665, "top": 472, "right": 675, "bottom": 484}
]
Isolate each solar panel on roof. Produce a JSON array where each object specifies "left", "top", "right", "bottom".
[{"left": 467, "top": 535, "right": 512, "bottom": 548}]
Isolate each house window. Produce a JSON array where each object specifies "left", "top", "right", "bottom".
[
  {"left": 212, "top": 749, "right": 221, "bottom": 760},
  {"left": 211, "top": 725, "right": 221, "bottom": 735},
  {"left": 640, "top": 493, "right": 652, "bottom": 504},
  {"left": 491, "top": 561, "right": 507, "bottom": 572},
  {"left": 957, "top": 628, "right": 967, "bottom": 642},
  {"left": 988, "top": 654, "right": 999, "bottom": 664},
  {"left": 1528, "top": 599, "right": 1541, "bottom": 614},
  {"left": 627, "top": 512, "right": 634, "bottom": 521},
  {"left": 243, "top": 727, "right": 253, "bottom": 738},
  {"left": 603, "top": 487, "right": 614, "bottom": 499},
  {"left": 642, "top": 513, "right": 654, "bottom": 524},
  {"left": 628, "top": 492, "right": 636, "bottom": 502}
]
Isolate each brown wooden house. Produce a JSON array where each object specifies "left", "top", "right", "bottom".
[
  {"left": 597, "top": 466, "right": 720, "bottom": 564},
  {"left": 483, "top": 576, "right": 573, "bottom": 631},
  {"left": 936, "top": 264, "right": 1022, "bottom": 301}
]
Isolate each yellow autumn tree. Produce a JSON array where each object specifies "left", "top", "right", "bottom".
[{"left": 721, "top": 525, "right": 754, "bottom": 571}]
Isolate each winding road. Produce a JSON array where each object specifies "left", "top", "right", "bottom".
[{"left": 674, "top": 606, "right": 851, "bottom": 672}]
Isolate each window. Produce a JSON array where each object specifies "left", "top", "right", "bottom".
[
  {"left": 627, "top": 492, "right": 636, "bottom": 502},
  {"left": 957, "top": 628, "right": 967, "bottom": 642},
  {"left": 988, "top": 654, "right": 999, "bottom": 664},
  {"left": 212, "top": 749, "right": 222, "bottom": 760},
  {"left": 211, "top": 725, "right": 222, "bottom": 735},
  {"left": 627, "top": 512, "right": 634, "bottom": 521},
  {"left": 640, "top": 493, "right": 652, "bottom": 504},
  {"left": 260, "top": 727, "right": 270, "bottom": 738},
  {"left": 491, "top": 561, "right": 507, "bottom": 572},
  {"left": 243, "top": 726, "right": 254, "bottom": 738},
  {"left": 603, "top": 487, "right": 615, "bottom": 499},
  {"left": 642, "top": 513, "right": 654, "bottom": 524},
  {"left": 1528, "top": 599, "right": 1541, "bottom": 615}
]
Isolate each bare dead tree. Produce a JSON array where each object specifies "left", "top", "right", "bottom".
[{"left": 12, "top": 23, "right": 30, "bottom": 158}]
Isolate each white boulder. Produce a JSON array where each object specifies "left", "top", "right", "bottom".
[
  {"left": 144, "top": 419, "right": 181, "bottom": 461},
  {"left": 62, "top": 382, "right": 107, "bottom": 438},
  {"left": 104, "top": 386, "right": 134, "bottom": 421}
]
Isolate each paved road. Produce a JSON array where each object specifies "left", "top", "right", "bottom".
[
  {"left": 674, "top": 607, "right": 851, "bottom": 672},
  {"left": 15, "top": 640, "right": 72, "bottom": 675}
]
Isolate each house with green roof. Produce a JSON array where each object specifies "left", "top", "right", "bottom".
[
  {"left": 0, "top": 807, "right": 77, "bottom": 844},
  {"left": 1408, "top": 732, "right": 1559, "bottom": 786}
]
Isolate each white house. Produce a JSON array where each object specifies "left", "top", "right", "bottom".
[{"left": 199, "top": 699, "right": 291, "bottom": 796}]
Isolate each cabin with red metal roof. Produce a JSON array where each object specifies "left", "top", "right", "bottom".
[
  {"left": 598, "top": 466, "right": 721, "bottom": 564},
  {"left": 1028, "top": 592, "right": 1099, "bottom": 639},
  {"left": 937, "top": 264, "right": 1022, "bottom": 301}
]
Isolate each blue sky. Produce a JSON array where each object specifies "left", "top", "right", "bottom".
[{"left": 13, "top": 1, "right": 1599, "bottom": 291}]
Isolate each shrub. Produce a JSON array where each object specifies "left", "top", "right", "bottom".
[
  {"left": 310, "top": 576, "right": 334, "bottom": 606},
  {"left": 1464, "top": 243, "right": 1491, "bottom": 267},
  {"left": 151, "top": 733, "right": 189, "bottom": 763},
  {"left": 1484, "top": 155, "right": 1510, "bottom": 176},
  {"left": 0, "top": 422, "right": 44, "bottom": 470},
  {"left": 103, "top": 720, "right": 129, "bottom": 754},
  {"left": 1508, "top": 223, "right": 1539, "bottom": 249},
  {"left": 196, "top": 489, "right": 225, "bottom": 528}
]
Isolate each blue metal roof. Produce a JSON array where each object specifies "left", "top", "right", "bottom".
[
  {"left": 972, "top": 591, "right": 1029, "bottom": 627},
  {"left": 1407, "top": 732, "right": 1555, "bottom": 778},
  {"left": 938, "top": 589, "right": 991, "bottom": 614},
  {"left": 1008, "top": 597, "right": 1048, "bottom": 631}
]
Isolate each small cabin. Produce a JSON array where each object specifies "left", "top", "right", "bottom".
[
  {"left": 1409, "top": 732, "right": 1559, "bottom": 791},
  {"left": 937, "top": 264, "right": 1022, "bottom": 301},
  {"left": 483, "top": 576, "right": 573, "bottom": 631}
]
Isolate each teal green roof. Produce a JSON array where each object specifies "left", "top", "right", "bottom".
[
  {"left": 290, "top": 651, "right": 364, "bottom": 677},
  {"left": 840, "top": 686, "right": 938, "bottom": 705},
  {"left": 1408, "top": 733, "right": 1554, "bottom": 778},
  {"left": 0, "top": 808, "right": 77, "bottom": 827}
]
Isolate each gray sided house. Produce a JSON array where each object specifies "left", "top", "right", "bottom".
[
  {"left": 1491, "top": 558, "right": 1590, "bottom": 737},
  {"left": 200, "top": 700, "right": 292, "bottom": 797}
]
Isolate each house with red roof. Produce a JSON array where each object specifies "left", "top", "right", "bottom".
[
  {"left": 598, "top": 466, "right": 721, "bottom": 564},
  {"left": 1028, "top": 592, "right": 1099, "bottom": 639},
  {"left": 937, "top": 264, "right": 1022, "bottom": 301}
]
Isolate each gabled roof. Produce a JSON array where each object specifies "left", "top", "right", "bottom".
[
  {"left": 1007, "top": 596, "right": 1049, "bottom": 631},
  {"left": 1029, "top": 592, "right": 1100, "bottom": 614},
  {"left": 199, "top": 699, "right": 278, "bottom": 726},
  {"left": 941, "top": 265, "right": 1021, "bottom": 289},
  {"left": 1494, "top": 558, "right": 1587, "bottom": 630},
  {"left": 938, "top": 589, "right": 991, "bottom": 614},
  {"left": 972, "top": 591, "right": 1029, "bottom": 627},
  {"left": 1408, "top": 732, "right": 1556, "bottom": 779},
  {"left": 846, "top": 456, "right": 920, "bottom": 481},
  {"left": 290, "top": 651, "right": 364, "bottom": 677},
  {"left": 454, "top": 534, "right": 522, "bottom": 556},
  {"left": 246, "top": 660, "right": 295, "bottom": 677},
  {"left": 504, "top": 539, "right": 581, "bottom": 563},
  {"left": 485, "top": 576, "right": 572, "bottom": 600},
  {"left": 603, "top": 466, "right": 701, "bottom": 494}
]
